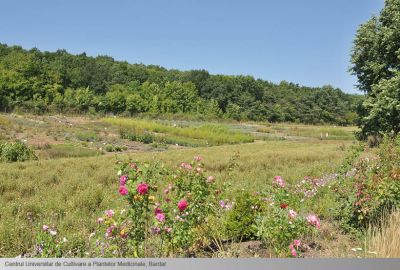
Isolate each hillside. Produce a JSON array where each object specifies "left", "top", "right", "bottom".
[{"left": 0, "top": 43, "right": 361, "bottom": 124}]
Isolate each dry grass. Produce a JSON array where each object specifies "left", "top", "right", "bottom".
[{"left": 367, "top": 210, "right": 400, "bottom": 258}]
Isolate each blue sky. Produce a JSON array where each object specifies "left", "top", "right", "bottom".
[{"left": 0, "top": 0, "right": 384, "bottom": 93}]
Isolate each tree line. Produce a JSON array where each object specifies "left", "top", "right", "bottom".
[{"left": 0, "top": 43, "right": 362, "bottom": 124}]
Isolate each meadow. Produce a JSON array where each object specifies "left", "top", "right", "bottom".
[{"left": 0, "top": 114, "right": 398, "bottom": 258}]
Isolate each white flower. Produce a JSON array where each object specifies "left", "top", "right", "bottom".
[
  {"left": 117, "top": 170, "right": 122, "bottom": 176},
  {"left": 49, "top": 230, "right": 57, "bottom": 236}
]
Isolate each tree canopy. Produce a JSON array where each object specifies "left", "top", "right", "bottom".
[
  {"left": 350, "top": 0, "right": 400, "bottom": 137},
  {"left": 0, "top": 43, "right": 361, "bottom": 124}
]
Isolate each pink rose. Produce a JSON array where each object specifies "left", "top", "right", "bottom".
[
  {"left": 288, "top": 209, "right": 298, "bottom": 219},
  {"left": 119, "top": 185, "right": 129, "bottom": 196},
  {"left": 137, "top": 183, "right": 149, "bottom": 195},
  {"left": 177, "top": 199, "right": 188, "bottom": 211},
  {"left": 155, "top": 213, "right": 165, "bottom": 223},
  {"left": 119, "top": 175, "right": 128, "bottom": 185},
  {"left": 207, "top": 176, "right": 215, "bottom": 183},
  {"left": 306, "top": 214, "right": 321, "bottom": 228},
  {"left": 273, "top": 176, "right": 285, "bottom": 188},
  {"left": 293, "top": 239, "right": 301, "bottom": 247}
]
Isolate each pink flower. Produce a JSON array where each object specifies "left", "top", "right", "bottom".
[
  {"left": 155, "top": 213, "right": 165, "bottom": 223},
  {"left": 291, "top": 248, "right": 297, "bottom": 257},
  {"left": 273, "top": 176, "right": 285, "bottom": 188},
  {"left": 293, "top": 239, "right": 301, "bottom": 247},
  {"left": 154, "top": 207, "right": 163, "bottom": 215},
  {"left": 137, "top": 183, "right": 149, "bottom": 195},
  {"left": 288, "top": 209, "right": 298, "bottom": 219},
  {"left": 119, "top": 185, "right": 129, "bottom": 196},
  {"left": 163, "top": 188, "right": 169, "bottom": 194},
  {"left": 207, "top": 176, "right": 215, "bottom": 183},
  {"left": 105, "top": 225, "right": 116, "bottom": 238},
  {"left": 306, "top": 214, "right": 321, "bottom": 228},
  {"left": 180, "top": 162, "right": 192, "bottom": 170},
  {"left": 130, "top": 163, "right": 138, "bottom": 170},
  {"left": 119, "top": 175, "right": 128, "bottom": 185},
  {"left": 42, "top": 225, "right": 49, "bottom": 232},
  {"left": 97, "top": 217, "right": 104, "bottom": 224},
  {"left": 104, "top": 209, "right": 114, "bottom": 218},
  {"left": 177, "top": 199, "right": 188, "bottom": 211},
  {"left": 194, "top": 156, "right": 202, "bottom": 162},
  {"left": 165, "top": 227, "right": 172, "bottom": 233}
]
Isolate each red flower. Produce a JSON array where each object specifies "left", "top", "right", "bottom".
[{"left": 280, "top": 203, "right": 288, "bottom": 209}]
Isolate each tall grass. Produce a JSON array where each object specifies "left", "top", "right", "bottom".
[
  {"left": 103, "top": 118, "right": 254, "bottom": 146},
  {"left": 367, "top": 210, "right": 400, "bottom": 258}
]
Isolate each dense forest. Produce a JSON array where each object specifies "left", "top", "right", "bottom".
[{"left": 0, "top": 43, "right": 362, "bottom": 124}]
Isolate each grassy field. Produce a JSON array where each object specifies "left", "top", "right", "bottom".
[{"left": 0, "top": 113, "right": 364, "bottom": 257}]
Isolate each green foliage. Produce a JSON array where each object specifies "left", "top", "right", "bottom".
[
  {"left": 93, "top": 157, "right": 220, "bottom": 257},
  {"left": 225, "top": 192, "right": 261, "bottom": 241},
  {"left": 0, "top": 43, "right": 359, "bottom": 125},
  {"left": 76, "top": 131, "right": 99, "bottom": 142},
  {"left": 0, "top": 141, "right": 37, "bottom": 162},
  {"left": 334, "top": 136, "right": 400, "bottom": 232},
  {"left": 351, "top": 0, "right": 400, "bottom": 137}
]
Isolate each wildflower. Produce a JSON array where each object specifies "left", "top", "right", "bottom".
[
  {"left": 219, "top": 200, "right": 226, "bottom": 208},
  {"left": 154, "top": 207, "right": 163, "bottom": 215},
  {"left": 288, "top": 209, "right": 298, "bottom": 219},
  {"left": 49, "top": 230, "right": 57, "bottom": 236},
  {"left": 137, "top": 183, "right": 149, "bottom": 195},
  {"left": 97, "top": 217, "right": 104, "bottom": 224},
  {"left": 119, "top": 175, "right": 128, "bottom": 185},
  {"left": 273, "top": 176, "right": 285, "bottom": 188},
  {"left": 105, "top": 225, "right": 116, "bottom": 238},
  {"left": 42, "top": 225, "right": 49, "bottom": 232},
  {"left": 155, "top": 213, "right": 165, "bottom": 223},
  {"left": 165, "top": 227, "right": 172, "bottom": 233},
  {"left": 104, "top": 209, "right": 114, "bottom": 218},
  {"left": 163, "top": 188, "right": 169, "bottom": 194},
  {"left": 306, "top": 214, "right": 321, "bottom": 228},
  {"left": 196, "top": 167, "right": 202, "bottom": 173},
  {"left": 180, "top": 162, "right": 192, "bottom": 170},
  {"left": 130, "top": 163, "right": 138, "bottom": 170},
  {"left": 293, "top": 239, "right": 301, "bottom": 247},
  {"left": 207, "top": 176, "right": 215, "bottom": 183},
  {"left": 280, "top": 203, "right": 288, "bottom": 209},
  {"left": 194, "top": 156, "right": 202, "bottom": 162},
  {"left": 178, "top": 199, "right": 188, "bottom": 211},
  {"left": 119, "top": 185, "right": 129, "bottom": 196},
  {"left": 62, "top": 237, "right": 68, "bottom": 243},
  {"left": 117, "top": 170, "right": 122, "bottom": 176},
  {"left": 120, "top": 227, "right": 128, "bottom": 239},
  {"left": 149, "top": 195, "right": 155, "bottom": 201}
]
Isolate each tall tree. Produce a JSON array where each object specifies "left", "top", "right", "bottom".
[{"left": 350, "top": 0, "right": 400, "bottom": 137}]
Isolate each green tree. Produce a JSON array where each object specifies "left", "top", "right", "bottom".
[{"left": 350, "top": 0, "right": 400, "bottom": 137}]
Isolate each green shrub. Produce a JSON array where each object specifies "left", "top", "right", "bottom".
[
  {"left": 334, "top": 136, "right": 400, "bottom": 231},
  {"left": 76, "top": 131, "right": 99, "bottom": 142},
  {"left": 105, "top": 144, "right": 114, "bottom": 152},
  {"left": 225, "top": 192, "right": 261, "bottom": 241},
  {"left": 0, "top": 141, "right": 37, "bottom": 162}
]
